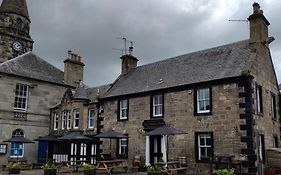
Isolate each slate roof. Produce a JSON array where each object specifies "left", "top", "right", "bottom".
[
  {"left": 104, "top": 39, "right": 253, "bottom": 98},
  {"left": 0, "top": 0, "right": 29, "bottom": 20},
  {"left": 86, "top": 84, "right": 111, "bottom": 103},
  {"left": 0, "top": 52, "right": 67, "bottom": 85},
  {"left": 73, "top": 82, "right": 90, "bottom": 101}
]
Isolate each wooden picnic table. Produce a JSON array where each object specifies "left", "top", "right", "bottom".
[
  {"left": 96, "top": 159, "right": 128, "bottom": 175},
  {"left": 155, "top": 161, "right": 187, "bottom": 175},
  {"left": 57, "top": 160, "right": 85, "bottom": 173}
]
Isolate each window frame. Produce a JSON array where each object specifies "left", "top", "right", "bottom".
[
  {"left": 14, "top": 84, "right": 29, "bottom": 112},
  {"left": 53, "top": 113, "right": 58, "bottom": 130},
  {"left": 0, "top": 144, "right": 7, "bottom": 155},
  {"left": 66, "top": 110, "right": 71, "bottom": 129},
  {"left": 271, "top": 93, "right": 277, "bottom": 120},
  {"left": 88, "top": 109, "right": 94, "bottom": 129},
  {"left": 195, "top": 132, "right": 214, "bottom": 163},
  {"left": 273, "top": 135, "right": 279, "bottom": 148},
  {"left": 116, "top": 135, "right": 128, "bottom": 159},
  {"left": 73, "top": 109, "right": 80, "bottom": 129},
  {"left": 118, "top": 99, "right": 129, "bottom": 121},
  {"left": 194, "top": 87, "right": 212, "bottom": 116},
  {"left": 61, "top": 111, "right": 66, "bottom": 130},
  {"left": 256, "top": 84, "right": 263, "bottom": 115},
  {"left": 10, "top": 129, "right": 25, "bottom": 158},
  {"left": 151, "top": 94, "right": 164, "bottom": 118}
]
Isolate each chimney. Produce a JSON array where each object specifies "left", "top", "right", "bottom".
[
  {"left": 64, "top": 50, "right": 85, "bottom": 87},
  {"left": 120, "top": 47, "right": 139, "bottom": 75},
  {"left": 248, "top": 3, "right": 270, "bottom": 44}
]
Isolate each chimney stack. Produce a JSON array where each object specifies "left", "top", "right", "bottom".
[
  {"left": 248, "top": 3, "right": 270, "bottom": 44},
  {"left": 120, "top": 48, "right": 139, "bottom": 75},
  {"left": 64, "top": 50, "right": 85, "bottom": 87}
]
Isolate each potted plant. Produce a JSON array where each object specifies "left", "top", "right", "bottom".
[
  {"left": 138, "top": 156, "right": 146, "bottom": 172},
  {"left": 83, "top": 163, "right": 96, "bottom": 175},
  {"left": 42, "top": 161, "right": 57, "bottom": 175},
  {"left": 213, "top": 168, "right": 235, "bottom": 175},
  {"left": 7, "top": 162, "right": 21, "bottom": 174},
  {"left": 147, "top": 165, "right": 162, "bottom": 175}
]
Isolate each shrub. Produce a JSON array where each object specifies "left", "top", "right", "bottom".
[
  {"left": 83, "top": 163, "right": 95, "bottom": 170},
  {"left": 213, "top": 168, "right": 235, "bottom": 175},
  {"left": 42, "top": 161, "right": 56, "bottom": 170},
  {"left": 7, "top": 162, "right": 21, "bottom": 169},
  {"left": 146, "top": 165, "right": 161, "bottom": 173}
]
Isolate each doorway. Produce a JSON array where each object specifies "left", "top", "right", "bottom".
[{"left": 149, "top": 136, "right": 162, "bottom": 164}]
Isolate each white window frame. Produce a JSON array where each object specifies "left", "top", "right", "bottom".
[
  {"left": 118, "top": 138, "right": 128, "bottom": 156},
  {"left": 61, "top": 111, "right": 66, "bottom": 130},
  {"left": 197, "top": 88, "right": 210, "bottom": 113},
  {"left": 198, "top": 134, "right": 212, "bottom": 160},
  {"left": 153, "top": 95, "right": 163, "bottom": 117},
  {"left": 66, "top": 111, "right": 71, "bottom": 129},
  {"left": 73, "top": 109, "right": 79, "bottom": 129},
  {"left": 256, "top": 85, "right": 263, "bottom": 114},
  {"left": 88, "top": 109, "right": 94, "bottom": 129},
  {"left": 119, "top": 100, "right": 128, "bottom": 120},
  {"left": 53, "top": 113, "right": 58, "bottom": 130},
  {"left": 14, "top": 84, "right": 29, "bottom": 112},
  {"left": 10, "top": 129, "right": 25, "bottom": 158}
]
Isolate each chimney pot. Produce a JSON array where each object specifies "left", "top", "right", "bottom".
[
  {"left": 253, "top": 2, "right": 260, "bottom": 13},
  {"left": 129, "top": 47, "right": 133, "bottom": 55}
]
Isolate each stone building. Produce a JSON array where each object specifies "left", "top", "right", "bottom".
[
  {"left": 100, "top": 3, "right": 280, "bottom": 175},
  {"left": 0, "top": 0, "right": 84, "bottom": 165}
]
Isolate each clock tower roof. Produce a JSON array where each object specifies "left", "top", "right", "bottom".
[{"left": 0, "top": 0, "right": 29, "bottom": 20}]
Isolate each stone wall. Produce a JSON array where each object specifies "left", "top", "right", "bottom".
[
  {"left": 102, "top": 83, "right": 246, "bottom": 173},
  {"left": 0, "top": 75, "right": 66, "bottom": 165}
]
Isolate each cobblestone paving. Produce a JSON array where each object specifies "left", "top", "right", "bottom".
[{"left": 0, "top": 169, "right": 147, "bottom": 175}]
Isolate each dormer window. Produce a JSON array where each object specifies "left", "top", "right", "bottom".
[
  {"left": 14, "top": 84, "right": 28, "bottom": 112},
  {"left": 73, "top": 109, "right": 79, "bottom": 129},
  {"left": 53, "top": 113, "right": 58, "bottom": 130},
  {"left": 66, "top": 110, "right": 71, "bottom": 129},
  {"left": 88, "top": 109, "right": 94, "bottom": 129},
  {"left": 61, "top": 111, "right": 66, "bottom": 130}
]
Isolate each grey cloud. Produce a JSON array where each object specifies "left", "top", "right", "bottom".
[{"left": 4, "top": 0, "right": 281, "bottom": 86}]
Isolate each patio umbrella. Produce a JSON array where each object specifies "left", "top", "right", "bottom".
[
  {"left": 34, "top": 135, "right": 60, "bottom": 142},
  {"left": 146, "top": 126, "right": 187, "bottom": 163},
  {"left": 146, "top": 126, "right": 187, "bottom": 136},
  {"left": 95, "top": 130, "right": 128, "bottom": 159},
  {"left": 59, "top": 132, "right": 92, "bottom": 142},
  {"left": 4, "top": 136, "right": 35, "bottom": 143},
  {"left": 95, "top": 130, "right": 128, "bottom": 138}
]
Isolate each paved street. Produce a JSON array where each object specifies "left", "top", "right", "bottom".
[{"left": 0, "top": 169, "right": 147, "bottom": 175}]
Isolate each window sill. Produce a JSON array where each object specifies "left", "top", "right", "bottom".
[
  {"left": 194, "top": 112, "right": 212, "bottom": 116},
  {"left": 118, "top": 118, "right": 128, "bottom": 122},
  {"left": 196, "top": 159, "right": 212, "bottom": 163},
  {"left": 257, "top": 112, "right": 263, "bottom": 117}
]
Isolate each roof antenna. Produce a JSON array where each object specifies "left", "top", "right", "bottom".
[
  {"left": 112, "top": 48, "right": 124, "bottom": 56},
  {"left": 117, "top": 37, "right": 127, "bottom": 55},
  {"left": 228, "top": 19, "right": 248, "bottom": 22}
]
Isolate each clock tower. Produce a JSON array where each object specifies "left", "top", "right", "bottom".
[{"left": 0, "top": 0, "right": 33, "bottom": 63}]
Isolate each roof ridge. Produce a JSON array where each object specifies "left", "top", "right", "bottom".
[{"left": 135, "top": 39, "right": 249, "bottom": 70}]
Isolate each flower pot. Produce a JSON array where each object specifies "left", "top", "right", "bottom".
[
  {"left": 84, "top": 169, "right": 96, "bottom": 175},
  {"left": 44, "top": 169, "right": 57, "bottom": 175},
  {"left": 8, "top": 168, "right": 20, "bottom": 174}
]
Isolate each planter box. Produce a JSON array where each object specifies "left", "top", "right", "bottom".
[
  {"left": 44, "top": 169, "right": 57, "bottom": 175},
  {"left": 8, "top": 168, "right": 20, "bottom": 174},
  {"left": 84, "top": 169, "right": 96, "bottom": 175}
]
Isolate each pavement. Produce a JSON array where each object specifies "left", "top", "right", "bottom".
[{"left": 0, "top": 169, "right": 148, "bottom": 175}]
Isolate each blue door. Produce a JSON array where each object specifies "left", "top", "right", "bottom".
[{"left": 38, "top": 141, "right": 48, "bottom": 163}]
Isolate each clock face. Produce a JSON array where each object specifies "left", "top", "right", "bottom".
[{"left": 12, "top": 42, "right": 22, "bottom": 52}]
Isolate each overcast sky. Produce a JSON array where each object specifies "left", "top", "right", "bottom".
[{"left": 10, "top": 0, "right": 281, "bottom": 86}]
